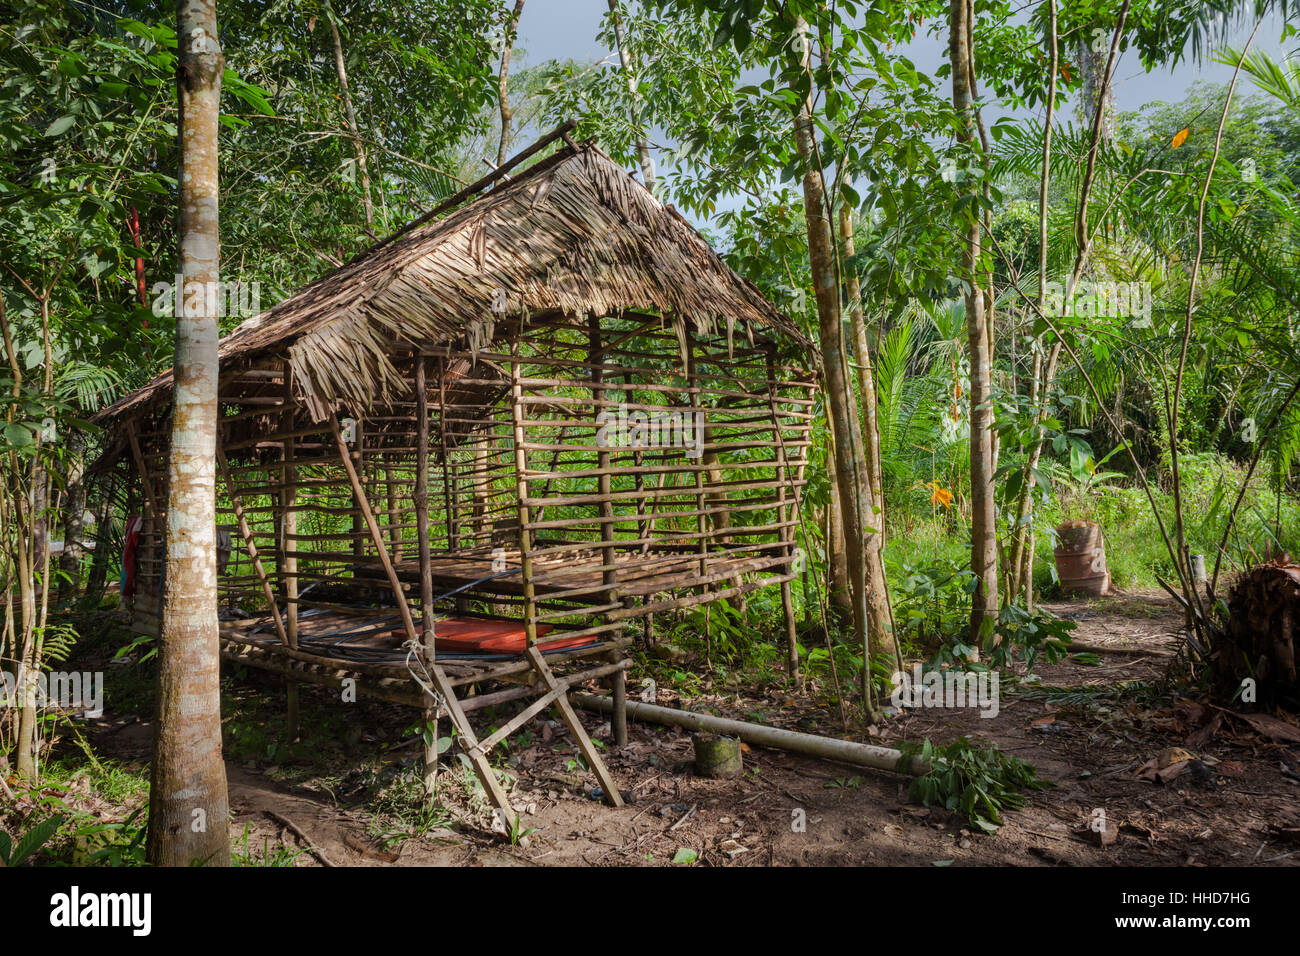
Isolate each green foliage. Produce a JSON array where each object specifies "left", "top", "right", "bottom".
[
  {"left": 898, "top": 737, "right": 1050, "bottom": 833},
  {"left": 231, "top": 823, "right": 304, "bottom": 868},
  {"left": 892, "top": 557, "right": 975, "bottom": 660},
  {"left": 0, "top": 814, "right": 65, "bottom": 866},
  {"left": 988, "top": 605, "right": 1076, "bottom": 674}
]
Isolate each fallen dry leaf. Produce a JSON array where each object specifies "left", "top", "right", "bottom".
[{"left": 1238, "top": 712, "right": 1300, "bottom": 744}]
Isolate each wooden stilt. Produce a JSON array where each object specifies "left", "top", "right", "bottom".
[
  {"left": 214, "top": 444, "right": 288, "bottom": 645},
  {"left": 611, "top": 659, "right": 628, "bottom": 747},
  {"left": 330, "top": 409, "right": 515, "bottom": 820},
  {"left": 414, "top": 357, "right": 441, "bottom": 805},
  {"left": 282, "top": 365, "right": 300, "bottom": 739},
  {"left": 525, "top": 646, "right": 624, "bottom": 806},
  {"left": 511, "top": 344, "right": 624, "bottom": 803},
  {"left": 768, "top": 347, "right": 800, "bottom": 682}
]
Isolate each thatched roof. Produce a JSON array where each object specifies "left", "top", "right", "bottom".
[{"left": 96, "top": 132, "right": 805, "bottom": 430}]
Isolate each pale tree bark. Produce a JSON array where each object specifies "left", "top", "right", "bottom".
[
  {"left": 4, "top": 277, "right": 57, "bottom": 777},
  {"left": 825, "top": 443, "right": 851, "bottom": 620},
  {"left": 840, "top": 210, "right": 885, "bottom": 510},
  {"left": 950, "top": 0, "right": 998, "bottom": 643},
  {"left": 793, "top": 19, "right": 892, "bottom": 707},
  {"left": 606, "top": 0, "right": 655, "bottom": 193},
  {"left": 147, "top": 0, "right": 230, "bottom": 867},
  {"left": 1006, "top": 0, "right": 1058, "bottom": 609},
  {"left": 1078, "top": 39, "right": 1116, "bottom": 141},
  {"left": 838, "top": 207, "right": 896, "bottom": 660},
  {"left": 839, "top": 208, "right": 887, "bottom": 526},
  {"left": 496, "top": 0, "right": 526, "bottom": 168},
  {"left": 325, "top": 0, "right": 374, "bottom": 229}
]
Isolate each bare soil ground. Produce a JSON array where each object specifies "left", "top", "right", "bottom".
[{"left": 80, "top": 589, "right": 1300, "bottom": 866}]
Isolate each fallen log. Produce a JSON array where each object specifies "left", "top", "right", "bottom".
[
  {"left": 1216, "top": 562, "right": 1300, "bottom": 703},
  {"left": 573, "top": 693, "right": 928, "bottom": 775}
]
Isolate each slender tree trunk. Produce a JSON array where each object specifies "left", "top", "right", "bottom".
[
  {"left": 793, "top": 19, "right": 883, "bottom": 707},
  {"left": 82, "top": 479, "right": 115, "bottom": 608},
  {"left": 496, "top": 0, "right": 526, "bottom": 167},
  {"left": 1008, "top": 0, "right": 1058, "bottom": 607},
  {"left": 147, "top": 0, "right": 230, "bottom": 867},
  {"left": 838, "top": 207, "right": 895, "bottom": 657},
  {"left": 950, "top": 0, "right": 998, "bottom": 643},
  {"left": 840, "top": 208, "right": 885, "bottom": 511},
  {"left": 606, "top": 0, "right": 655, "bottom": 193},
  {"left": 325, "top": 0, "right": 374, "bottom": 229},
  {"left": 824, "top": 433, "right": 850, "bottom": 619},
  {"left": 58, "top": 430, "right": 88, "bottom": 605}
]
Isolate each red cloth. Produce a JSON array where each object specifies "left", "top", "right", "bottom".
[{"left": 406, "top": 618, "right": 595, "bottom": 654}]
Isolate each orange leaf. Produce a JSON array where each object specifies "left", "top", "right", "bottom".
[
  {"left": 1171, "top": 127, "right": 1189, "bottom": 148},
  {"left": 929, "top": 482, "right": 954, "bottom": 509}
]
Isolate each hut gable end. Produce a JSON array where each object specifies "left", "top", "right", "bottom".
[{"left": 94, "top": 131, "right": 804, "bottom": 432}]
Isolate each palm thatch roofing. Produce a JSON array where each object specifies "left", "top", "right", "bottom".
[{"left": 94, "top": 128, "right": 806, "bottom": 441}]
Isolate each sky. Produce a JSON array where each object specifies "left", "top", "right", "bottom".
[
  {"left": 513, "top": 1, "right": 1293, "bottom": 113},
  {"left": 509, "top": 2, "right": 1294, "bottom": 224}
]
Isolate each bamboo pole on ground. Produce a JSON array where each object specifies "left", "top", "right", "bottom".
[{"left": 573, "top": 694, "right": 928, "bottom": 776}]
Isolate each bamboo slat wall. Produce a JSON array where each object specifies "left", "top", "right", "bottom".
[{"left": 119, "top": 312, "right": 812, "bottom": 653}]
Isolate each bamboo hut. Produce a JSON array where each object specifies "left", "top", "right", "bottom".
[{"left": 92, "top": 124, "right": 815, "bottom": 820}]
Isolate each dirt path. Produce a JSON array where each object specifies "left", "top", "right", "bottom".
[{"left": 85, "top": 589, "right": 1300, "bottom": 866}]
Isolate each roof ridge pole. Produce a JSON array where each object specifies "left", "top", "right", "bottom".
[{"left": 372, "top": 120, "right": 579, "bottom": 252}]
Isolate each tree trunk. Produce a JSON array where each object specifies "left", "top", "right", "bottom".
[
  {"left": 147, "top": 0, "right": 230, "bottom": 867},
  {"left": 825, "top": 439, "right": 851, "bottom": 620},
  {"left": 792, "top": 18, "right": 883, "bottom": 705},
  {"left": 606, "top": 0, "right": 655, "bottom": 193},
  {"left": 840, "top": 208, "right": 885, "bottom": 510},
  {"left": 496, "top": 1, "right": 526, "bottom": 167},
  {"left": 838, "top": 207, "right": 894, "bottom": 658},
  {"left": 950, "top": 0, "right": 998, "bottom": 643},
  {"left": 325, "top": 0, "right": 374, "bottom": 229},
  {"left": 58, "top": 430, "right": 88, "bottom": 605}
]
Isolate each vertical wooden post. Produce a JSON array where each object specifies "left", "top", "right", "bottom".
[
  {"left": 350, "top": 418, "right": 365, "bottom": 560},
  {"left": 684, "top": 325, "right": 709, "bottom": 581},
  {"left": 414, "top": 356, "right": 440, "bottom": 805},
  {"left": 330, "top": 410, "right": 515, "bottom": 820},
  {"left": 588, "top": 315, "right": 625, "bottom": 746},
  {"left": 508, "top": 347, "right": 539, "bottom": 646},
  {"left": 437, "top": 366, "right": 459, "bottom": 553},
  {"left": 767, "top": 346, "right": 800, "bottom": 682},
  {"left": 214, "top": 443, "right": 288, "bottom": 645},
  {"left": 384, "top": 459, "right": 400, "bottom": 560},
  {"left": 622, "top": 371, "right": 650, "bottom": 554},
  {"left": 282, "top": 364, "right": 300, "bottom": 738}
]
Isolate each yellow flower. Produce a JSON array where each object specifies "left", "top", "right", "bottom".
[{"left": 929, "top": 481, "right": 954, "bottom": 509}]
